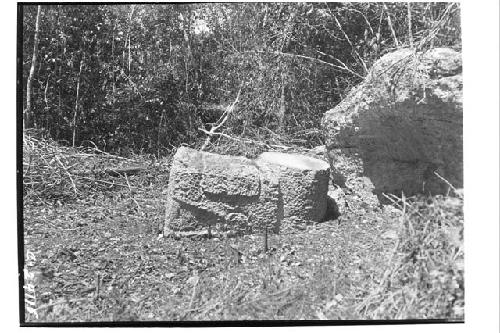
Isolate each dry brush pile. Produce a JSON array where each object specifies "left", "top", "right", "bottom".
[{"left": 22, "top": 129, "right": 170, "bottom": 203}]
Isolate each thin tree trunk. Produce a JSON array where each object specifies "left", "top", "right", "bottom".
[
  {"left": 335, "top": 76, "right": 343, "bottom": 100},
  {"left": 179, "top": 11, "right": 191, "bottom": 96},
  {"left": 278, "top": 73, "right": 286, "bottom": 132},
  {"left": 157, "top": 109, "right": 165, "bottom": 158},
  {"left": 383, "top": 3, "right": 399, "bottom": 47},
  {"left": 169, "top": 38, "right": 172, "bottom": 61},
  {"left": 111, "top": 20, "right": 116, "bottom": 103},
  {"left": 329, "top": 9, "right": 368, "bottom": 74},
  {"left": 44, "top": 73, "right": 50, "bottom": 109},
  {"left": 125, "top": 5, "right": 135, "bottom": 75},
  {"left": 72, "top": 58, "right": 84, "bottom": 147},
  {"left": 55, "top": 5, "right": 61, "bottom": 136},
  {"left": 277, "top": 9, "right": 296, "bottom": 132},
  {"left": 25, "top": 5, "right": 42, "bottom": 130},
  {"left": 184, "top": 59, "right": 189, "bottom": 95},
  {"left": 407, "top": 2, "right": 414, "bottom": 48},
  {"left": 128, "top": 35, "right": 131, "bottom": 73}
]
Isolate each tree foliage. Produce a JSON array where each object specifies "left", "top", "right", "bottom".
[{"left": 21, "top": 3, "right": 461, "bottom": 156}]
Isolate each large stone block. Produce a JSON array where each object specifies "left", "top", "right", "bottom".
[
  {"left": 164, "top": 147, "right": 331, "bottom": 235},
  {"left": 322, "top": 48, "right": 463, "bottom": 198}
]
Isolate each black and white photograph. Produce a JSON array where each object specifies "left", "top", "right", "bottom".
[{"left": 14, "top": 0, "right": 495, "bottom": 327}]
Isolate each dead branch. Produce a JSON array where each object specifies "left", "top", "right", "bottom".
[
  {"left": 416, "top": 3, "right": 457, "bottom": 50},
  {"left": 200, "top": 85, "right": 243, "bottom": 151},
  {"left": 104, "top": 166, "right": 147, "bottom": 177},
  {"left": 383, "top": 3, "right": 399, "bottom": 48},
  {"left": 88, "top": 145, "right": 137, "bottom": 162},
  {"left": 54, "top": 155, "right": 78, "bottom": 196},
  {"left": 433, "top": 171, "right": 457, "bottom": 193},
  {"left": 75, "top": 176, "right": 131, "bottom": 188},
  {"left": 407, "top": 3, "right": 414, "bottom": 48},
  {"left": 325, "top": 7, "right": 368, "bottom": 74},
  {"left": 249, "top": 50, "right": 364, "bottom": 79}
]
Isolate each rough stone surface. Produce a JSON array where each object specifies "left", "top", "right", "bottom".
[
  {"left": 164, "top": 147, "right": 281, "bottom": 234},
  {"left": 164, "top": 147, "right": 330, "bottom": 235},
  {"left": 322, "top": 48, "right": 463, "bottom": 198},
  {"left": 256, "top": 152, "right": 330, "bottom": 228}
]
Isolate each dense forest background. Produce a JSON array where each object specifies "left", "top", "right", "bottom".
[{"left": 21, "top": 3, "right": 461, "bottom": 157}]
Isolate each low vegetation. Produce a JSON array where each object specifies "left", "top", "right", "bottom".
[{"left": 22, "top": 132, "right": 463, "bottom": 322}]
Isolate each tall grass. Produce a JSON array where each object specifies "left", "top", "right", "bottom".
[{"left": 358, "top": 192, "right": 464, "bottom": 320}]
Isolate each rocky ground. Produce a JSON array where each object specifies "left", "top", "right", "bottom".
[{"left": 22, "top": 135, "right": 463, "bottom": 322}]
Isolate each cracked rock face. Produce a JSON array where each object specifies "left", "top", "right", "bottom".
[
  {"left": 322, "top": 48, "right": 463, "bottom": 198},
  {"left": 164, "top": 147, "right": 330, "bottom": 235}
]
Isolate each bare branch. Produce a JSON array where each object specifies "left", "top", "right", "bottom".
[
  {"left": 417, "top": 3, "right": 458, "bottom": 50},
  {"left": 200, "top": 85, "right": 243, "bottom": 151},
  {"left": 250, "top": 50, "right": 364, "bottom": 79},
  {"left": 346, "top": 5, "right": 374, "bottom": 35},
  {"left": 383, "top": 3, "right": 399, "bottom": 48},
  {"left": 407, "top": 2, "right": 414, "bottom": 48},
  {"left": 325, "top": 7, "right": 368, "bottom": 74},
  {"left": 54, "top": 155, "right": 78, "bottom": 196}
]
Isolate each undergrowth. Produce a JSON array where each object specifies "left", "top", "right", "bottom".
[
  {"left": 358, "top": 193, "right": 464, "bottom": 320},
  {"left": 22, "top": 133, "right": 464, "bottom": 322}
]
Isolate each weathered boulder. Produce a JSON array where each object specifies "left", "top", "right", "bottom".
[
  {"left": 164, "top": 147, "right": 331, "bottom": 235},
  {"left": 256, "top": 152, "right": 330, "bottom": 228},
  {"left": 322, "top": 48, "right": 463, "bottom": 198}
]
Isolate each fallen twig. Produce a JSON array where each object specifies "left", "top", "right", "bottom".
[
  {"left": 75, "top": 176, "right": 131, "bottom": 188},
  {"left": 89, "top": 145, "right": 137, "bottom": 162},
  {"left": 433, "top": 171, "right": 457, "bottom": 193},
  {"left": 54, "top": 155, "right": 78, "bottom": 196},
  {"left": 105, "top": 166, "right": 147, "bottom": 177}
]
